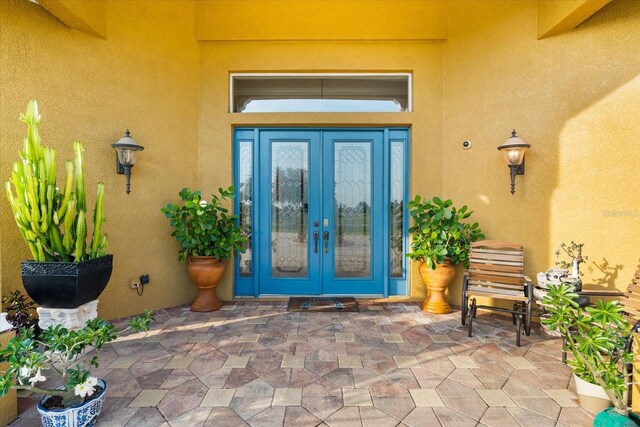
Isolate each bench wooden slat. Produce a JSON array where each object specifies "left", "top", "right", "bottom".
[
  {"left": 627, "top": 283, "right": 640, "bottom": 294},
  {"left": 470, "top": 253, "right": 524, "bottom": 262},
  {"left": 626, "top": 292, "right": 640, "bottom": 302},
  {"left": 471, "top": 240, "right": 523, "bottom": 250},
  {"left": 470, "top": 258, "right": 524, "bottom": 267},
  {"left": 469, "top": 269, "right": 524, "bottom": 279},
  {"left": 468, "top": 273, "right": 525, "bottom": 285},
  {"left": 472, "top": 248, "right": 523, "bottom": 256},
  {"left": 467, "top": 285, "right": 524, "bottom": 296},
  {"left": 623, "top": 296, "right": 640, "bottom": 311},
  {"left": 466, "top": 290, "right": 529, "bottom": 301},
  {"left": 468, "top": 280, "right": 525, "bottom": 290},
  {"left": 469, "top": 262, "right": 523, "bottom": 273},
  {"left": 624, "top": 310, "right": 640, "bottom": 321}
]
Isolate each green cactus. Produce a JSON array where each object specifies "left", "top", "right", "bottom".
[
  {"left": 90, "top": 183, "right": 105, "bottom": 259},
  {"left": 5, "top": 100, "right": 108, "bottom": 263}
]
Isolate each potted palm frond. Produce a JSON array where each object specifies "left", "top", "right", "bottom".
[
  {"left": 5, "top": 101, "right": 111, "bottom": 314},
  {"left": 161, "top": 187, "right": 246, "bottom": 312},
  {"left": 542, "top": 284, "right": 640, "bottom": 425},
  {"left": 406, "top": 196, "right": 484, "bottom": 314}
]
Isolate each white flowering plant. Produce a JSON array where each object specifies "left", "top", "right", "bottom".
[{"left": 0, "top": 310, "right": 154, "bottom": 408}]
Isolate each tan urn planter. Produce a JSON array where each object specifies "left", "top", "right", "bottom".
[
  {"left": 418, "top": 258, "right": 456, "bottom": 314},
  {"left": 187, "top": 256, "right": 225, "bottom": 312}
]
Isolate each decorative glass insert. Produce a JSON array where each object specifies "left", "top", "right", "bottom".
[
  {"left": 238, "top": 140, "right": 253, "bottom": 277},
  {"left": 390, "top": 140, "right": 405, "bottom": 278},
  {"left": 232, "top": 74, "right": 410, "bottom": 113},
  {"left": 334, "top": 142, "right": 372, "bottom": 278},
  {"left": 271, "top": 142, "right": 309, "bottom": 278}
]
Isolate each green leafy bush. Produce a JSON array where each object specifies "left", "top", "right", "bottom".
[
  {"left": 0, "top": 310, "right": 154, "bottom": 408},
  {"left": 542, "top": 284, "right": 636, "bottom": 416},
  {"left": 406, "top": 196, "right": 484, "bottom": 269},
  {"left": 161, "top": 187, "right": 246, "bottom": 262}
]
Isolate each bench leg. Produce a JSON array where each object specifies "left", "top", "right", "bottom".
[
  {"left": 461, "top": 279, "right": 469, "bottom": 326},
  {"left": 467, "top": 299, "right": 476, "bottom": 338},
  {"left": 516, "top": 314, "right": 522, "bottom": 347},
  {"left": 524, "top": 301, "right": 532, "bottom": 336}
]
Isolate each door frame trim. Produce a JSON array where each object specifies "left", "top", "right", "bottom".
[{"left": 233, "top": 127, "right": 410, "bottom": 298}]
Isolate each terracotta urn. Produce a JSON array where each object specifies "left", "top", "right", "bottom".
[
  {"left": 186, "top": 256, "right": 225, "bottom": 312},
  {"left": 418, "top": 258, "right": 456, "bottom": 314}
]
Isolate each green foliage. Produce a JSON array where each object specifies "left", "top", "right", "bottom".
[
  {"left": 5, "top": 100, "right": 108, "bottom": 262},
  {"left": 406, "top": 196, "right": 484, "bottom": 269},
  {"left": 1, "top": 290, "right": 39, "bottom": 337},
  {"left": 555, "top": 241, "right": 588, "bottom": 271},
  {"left": 0, "top": 310, "right": 154, "bottom": 408},
  {"left": 542, "top": 284, "right": 634, "bottom": 415},
  {"left": 161, "top": 187, "right": 246, "bottom": 262}
]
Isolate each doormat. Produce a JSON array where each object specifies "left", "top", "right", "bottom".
[{"left": 287, "top": 297, "right": 359, "bottom": 313}]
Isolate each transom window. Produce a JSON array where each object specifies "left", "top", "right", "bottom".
[{"left": 231, "top": 73, "right": 411, "bottom": 113}]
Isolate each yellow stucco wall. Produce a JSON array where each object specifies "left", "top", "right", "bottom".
[
  {"left": 442, "top": 0, "right": 640, "bottom": 307},
  {"left": 0, "top": 0, "right": 200, "bottom": 319},
  {"left": 196, "top": 0, "right": 447, "bottom": 41},
  {"left": 1, "top": 0, "right": 639, "bottom": 319}
]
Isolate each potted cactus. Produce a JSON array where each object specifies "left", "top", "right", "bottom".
[{"left": 5, "top": 100, "right": 111, "bottom": 310}]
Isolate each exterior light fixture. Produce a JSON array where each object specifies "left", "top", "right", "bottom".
[
  {"left": 497, "top": 129, "right": 530, "bottom": 195},
  {"left": 111, "top": 130, "right": 144, "bottom": 194}
]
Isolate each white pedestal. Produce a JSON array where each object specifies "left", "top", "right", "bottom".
[{"left": 37, "top": 300, "right": 98, "bottom": 330}]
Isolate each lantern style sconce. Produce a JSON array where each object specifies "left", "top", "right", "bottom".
[
  {"left": 111, "top": 130, "right": 144, "bottom": 194},
  {"left": 497, "top": 129, "right": 530, "bottom": 195}
]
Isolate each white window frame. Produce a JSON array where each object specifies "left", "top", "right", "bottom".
[{"left": 229, "top": 72, "right": 413, "bottom": 113}]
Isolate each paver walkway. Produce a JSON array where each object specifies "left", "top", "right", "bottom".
[{"left": 11, "top": 302, "right": 594, "bottom": 426}]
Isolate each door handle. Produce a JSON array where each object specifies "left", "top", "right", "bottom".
[
  {"left": 313, "top": 231, "right": 319, "bottom": 253},
  {"left": 323, "top": 231, "right": 330, "bottom": 254}
]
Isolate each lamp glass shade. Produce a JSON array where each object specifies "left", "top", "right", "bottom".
[
  {"left": 501, "top": 147, "right": 527, "bottom": 166},
  {"left": 111, "top": 130, "right": 144, "bottom": 166},
  {"left": 497, "top": 130, "right": 530, "bottom": 166},
  {"left": 116, "top": 147, "right": 136, "bottom": 166}
]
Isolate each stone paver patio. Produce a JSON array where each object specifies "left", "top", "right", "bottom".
[{"left": 11, "top": 302, "right": 595, "bottom": 427}]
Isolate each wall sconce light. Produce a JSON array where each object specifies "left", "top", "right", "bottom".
[
  {"left": 497, "top": 129, "right": 530, "bottom": 195},
  {"left": 111, "top": 130, "right": 144, "bottom": 194}
]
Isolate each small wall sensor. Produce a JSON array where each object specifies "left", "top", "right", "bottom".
[{"left": 462, "top": 140, "right": 472, "bottom": 150}]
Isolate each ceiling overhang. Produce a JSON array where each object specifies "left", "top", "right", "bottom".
[
  {"left": 38, "top": 0, "right": 107, "bottom": 38},
  {"left": 537, "top": 0, "right": 612, "bottom": 39}
]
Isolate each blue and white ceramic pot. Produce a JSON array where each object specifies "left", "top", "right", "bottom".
[{"left": 37, "top": 379, "right": 107, "bottom": 427}]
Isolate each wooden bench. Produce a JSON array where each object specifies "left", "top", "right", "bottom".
[{"left": 461, "top": 240, "right": 533, "bottom": 347}]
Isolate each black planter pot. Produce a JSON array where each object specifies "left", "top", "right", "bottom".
[{"left": 21, "top": 255, "right": 113, "bottom": 309}]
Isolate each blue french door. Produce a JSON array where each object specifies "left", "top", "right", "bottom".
[
  {"left": 321, "top": 131, "right": 383, "bottom": 294},
  {"left": 234, "top": 128, "right": 409, "bottom": 297},
  {"left": 258, "top": 131, "right": 322, "bottom": 294}
]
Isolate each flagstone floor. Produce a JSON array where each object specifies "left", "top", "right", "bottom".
[{"left": 12, "top": 302, "right": 594, "bottom": 427}]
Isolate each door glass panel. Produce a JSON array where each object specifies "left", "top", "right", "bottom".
[
  {"left": 390, "top": 140, "right": 404, "bottom": 277},
  {"left": 238, "top": 140, "right": 253, "bottom": 277},
  {"left": 334, "top": 142, "right": 372, "bottom": 278},
  {"left": 271, "top": 142, "right": 309, "bottom": 278}
]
